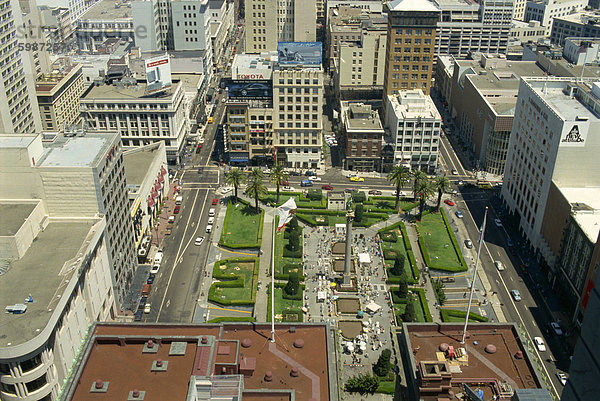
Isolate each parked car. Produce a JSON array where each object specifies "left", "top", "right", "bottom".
[
  {"left": 300, "top": 180, "right": 313, "bottom": 187},
  {"left": 550, "top": 322, "right": 563, "bottom": 336},
  {"left": 368, "top": 190, "right": 382, "bottom": 195},
  {"left": 455, "top": 210, "right": 464, "bottom": 218},
  {"left": 464, "top": 239, "right": 473, "bottom": 249},
  {"left": 165, "top": 227, "right": 172, "bottom": 235},
  {"left": 534, "top": 337, "right": 547, "bottom": 352},
  {"left": 510, "top": 289, "right": 522, "bottom": 301},
  {"left": 350, "top": 176, "right": 364, "bottom": 182},
  {"left": 494, "top": 261, "right": 505, "bottom": 271},
  {"left": 308, "top": 176, "right": 322, "bottom": 181},
  {"left": 147, "top": 275, "right": 155, "bottom": 285},
  {"left": 392, "top": 190, "right": 406, "bottom": 196},
  {"left": 444, "top": 199, "right": 455, "bottom": 206},
  {"left": 305, "top": 171, "right": 315, "bottom": 176},
  {"left": 134, "top": 310, "right": 143, "bottom": 321},
  {"left": 195, "top": 236, "right": 205, "bottom": 246},
  {"left": 208, "top": 217, "right": 215, "bottom": 224},
  {"left": 206, "top": 224, "right": 213, "bottom": 233},
  {"left": 282, "top": 186, "right": 295, "bottom": 192},
  {"left": 212, "top": 198, "right": 219, "bottom": 205},
  {"left": 174, "top": 205, "right": 180, "bottom": 214},
  {"left": 556, "top": 372, "right": 567, "bottom": 386},
  {"left": 322, "top": 185, "right": 333, "bottom": 190},
  {"left": 143, "top": 303, "right": 151, "bottom": 313}
]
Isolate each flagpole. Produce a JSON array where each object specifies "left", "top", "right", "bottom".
[
  {"left": 461, "top": 207, "right": 488, "bottom": 344},
  {"left": 271, "top": 213, "right": 276, "bottom": 343}
]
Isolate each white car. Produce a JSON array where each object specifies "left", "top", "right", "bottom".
[
  {"left": 150, "top": 264, "right": 160, "bottom": 274},
  {"left": 556, "top": 372, "right": 567, "bottom": 386},
  {"left": 550, "top": 322, "right": 563, "bottom": 336},
  {"left": 143, "top": 303, "right": 151, "bottom": 314},
  {"left": 221, "top": 186, "right": 233, "bottom": 195},
  {"left": 494, "top": 218, "right": 503, "bottom": 227},
  {"left": 282, "top": 186, "right": 295, "bottom": 192},
  {"left": 208, "top": 216, "right": 215, "bottom": 224},
  {"left": 534, "top": 336, "right": 546, "bottom": 352},
  {"left": 195, "top": 236, "right": 205, "bottom": 246},
  {"left": 451, "top": 169, "right": 459, "bottom": 175},
  {"left": 308, "top": 176, "right": 321, "bottom": 181},
  {"left": 494, "top": 261, "right": 505, "bottom": 271},
  {"left": 392, "top": 190, "right": 407, "bottom": 197},
  {"left": 206, "top": 224, "right": 213, "bottom": 233}
]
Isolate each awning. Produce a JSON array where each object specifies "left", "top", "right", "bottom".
[
  {"left": 358, "top": 253, "right": 371, "bottom": 265},
  {"left": 230, "top": 158, "right": 249, "bottom": 162},
  {"left": 151, "top": 188, "right": 158, "bottom": 199},
  {"left": 154, "top": 181, "right": 162, "bottom": 191},
  {"left": 160, "top": 166, "right": 167, "bottom": 175},
  {"left": 147, "top": 196, "right": 155, "bottom": 207},
  {"left": 365, "top": 302, "right": 381, "bottom": 313},
  {"left": 158, "top": 174, "right": 164, "bottom": 183}
]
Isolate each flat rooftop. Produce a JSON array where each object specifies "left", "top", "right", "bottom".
[
  {"left": 528, "top": 80, "right": 599, "bottom": 122},
  {"left": 344, "top": 104, "right": 384, "bottom": 131},
  {"left": 402, "top": 323, "right": 543, "bottom": 400},
  {"left": 0, "top": 202, "right": 38, "bottom": 236},
  {"left": 81, "top": 80, "right": 177, "bottom": 101},
  {"left": 558, "top": 186, "right": 600, "bottom": 242},
  {"left": 0, "top": 135, "right": 37, "bottom": 149},
  {"left": 80, "top": 0, "right": 133, "bottom": 21},
  {"left": 37, "top": 134, "right": 115, "bottom": 168},
  {"left": 389, "top": 91, "right": 441, "bottom": 120},
  {"left": 64, "top": 323, "right": 333, "bottom": 401},
  {"left": 123, "top": 144, "right": 160, "bottom": 187},
  {"left": 0, "top": 219, "right": 99, "bottom": 347}
]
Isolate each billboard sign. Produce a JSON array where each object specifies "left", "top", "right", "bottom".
[
  {"left": 560, "top": 121, "right": 589, "bottom": 147},
  {"left": 278, "top": 42, "right": 322, "bottom": 67},
  {"left": 225, "top": 79, "right": 272, "bottom": 99},
  {"left": 145, "top": 54, "right": 172, "bottom": 94}
]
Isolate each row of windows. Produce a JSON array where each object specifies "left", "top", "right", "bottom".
[{"left": 277, "top": 78, "right": 320, "bottom": 85}]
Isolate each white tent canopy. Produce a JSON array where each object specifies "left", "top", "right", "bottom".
[
  {"left": 365, "top": 302, "right": 381, "bottom": 313},
  {"left": 358, "top": 253, "right": 371, "bottom": 265},
  {"left": 335, "top": 224, "right": 346, "bottom": 235}
]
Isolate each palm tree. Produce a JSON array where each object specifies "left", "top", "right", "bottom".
[
  {"left": 433, "top": 176, "right": 451, "bottom": 210},
  {"left": 411, "top": 169, "right": 428, "bottom": 201},
  {"left": 249, "top": 167, "right": 264, "bottom": 181},
  {"left": 269, "top": 163, "right": 288, "bottom": 203},
  {"left": 225, "top": 167, "right": 246, "bottom": 203},
  {"left": 388, "top": 165, "right": 411, "bottom": 210},
  {"left": 415, "top": 178, "right": 434, "bottom": 220},
  {"left": 245, "top": 173, "right": 267, "bottom": 212}
]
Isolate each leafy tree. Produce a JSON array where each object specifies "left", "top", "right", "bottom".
[
  {"left": 345, "top": 374, "right": 379, "bottom": 395},
  {"left": 373, "top": 349, "right": 392, "bottom": 377},
  {"left": 388, "top": 165, "right": 410, "bottom": 209},
  {"left": 433, "top": 279, "right": 446, "bottom": 306},
  {"left": 284, "top": 272, "right": 300, "bottom": 297},
  {"left": 392, "top": 254, "right": 405, "bottom": 277},
  {"left": 245, "top": 171, "right": 267, "bottom": 212},
  {"left": 397, "top": 273, "right": 408, "bottom": 299},
  {"left": 269, "top": 163, "right": 288, "bottom": 203},
  {"left": 306, "top": 189, "right": 322, "bottom": 201},
  {"left": 351, "top": 190, "right": 366, "bottom": 203},
  {"left": 287, "top": 231, "right": 300, "bottom": 252},
  {"left": 355, "top": 203, "right": 364, "bottom": 223},
  {"left": 403, "top": 300, "right": 416, "bottom": 322},
  {"left": 225, "top": 168, "right": 246, "bottom": 203},
  {"left": 433, "top": 175, "right": 451, "bottom": 210}
]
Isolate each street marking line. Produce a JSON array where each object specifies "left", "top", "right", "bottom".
[{"left": 207, "top": 306, "right": 253, "bottom": 314}]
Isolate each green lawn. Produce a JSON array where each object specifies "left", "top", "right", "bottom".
[
  {"left": 416, "top": 212, "right": 464, "bottom": 271},
  {"left": 267, "top": 285, "right": 304, "bottom": 322},
  {"left": 376, "top": 377, "right": 396, "bottom": 394},
  {"left": 220, "top": 201, "right": 264, "bottom": 248},
  {"left": 210, "top": 259, "right": 258, "bottom": 304},
  {"left": 260, "top": 192, "right": 325, "bottom": 208},
  {"left": 296, "top": 210, "right": 387, "bottom": 227},
  {"left": 274, "top": 226, "right": 303, "bottom": 277},
  {"left": 368, "top": 196, "right": 418, "bottom": 212}
]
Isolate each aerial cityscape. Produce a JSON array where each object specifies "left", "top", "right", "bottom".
[{"left": 0, "top": 0, "right": 598, "bottom": 400}]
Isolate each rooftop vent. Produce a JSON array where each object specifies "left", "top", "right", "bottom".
[
  {"left": 5, "top": 304, "right": 27, "bottom": 314},
  {"left": 127, "top": 389, "right": 145, "bottom": 400},
  {"left": 90, "top": 379, "right": 109, "bottom": 393}
]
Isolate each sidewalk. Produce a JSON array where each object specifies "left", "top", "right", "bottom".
[{"left": 254, "top": 209, "right": 275, "bottom": 322}]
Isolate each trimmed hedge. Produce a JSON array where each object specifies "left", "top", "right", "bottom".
[
  {"left": 209, "top": 257, "right": 260, "bottom": 306},
  {"left": 380, "top": 221, "right": 420, "bottom": 282},
  {"left": 207, "top": 316, "right": 255, "bottom": 323},
  {"left": 275, "top": 263, "right": 304, "bottom": 281},
  {"left": 219, "top": 199, "right": 265, "bottom": 249},
  {"left": 411, "top": 287, "right": 433, "bottom": 322},
  {"left": 440, "top": 309, "right": 489, "bottom": 322},
  {"left": 380, "top": 231, "right": 398, "bottom": 242}
]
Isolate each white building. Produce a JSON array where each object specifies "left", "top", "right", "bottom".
[
  {"left": 273, "top": 68, "right": 324, "bottom": 169},
  {"left": 384, "top": 90, "right": 442, "bottom": 173},
  {"left": 502, "top": 78, "right": 600, "bottom": 260},
  {"left": 0, "top": 133, "right": 138, "bottom": 306},
  {"left": 80, "top": 78, "right": 188, "bottom": 163},
  {"left": 325, "top": 0, "right": 383, "bottom": 17},
  {"left": 209, "top": 0, "right": 235, "bottom": 67},
  {"left": 231, "top": 53, "right": 275, "bottom": 80},
  {"left": 245, "top": 0, "right": 316, "bottom": 53},
  {"left": 36, "top": 0, "right": 98, "bottom": 23},
  {"left": 524, "top": 0, "right": 588, "bottom": 37},
  {"left": 76, "top": 0, "right": 134, "bottom": 52},
  {"left": 563, "top": 38, "right": 600, "bottom": 65},
  {"left": 510, "top": 20, "right": 546, "bottom": 44}
]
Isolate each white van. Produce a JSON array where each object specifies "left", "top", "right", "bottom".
[
  {"left": 206, "top": 224, "right": 213, "bottom": 233},
  {"left": 208, "top": 216, "right": 215, "bottom": 224},
  {"left": 209, "top": 208, "right": 215, "bottom": 217},
  {"left": 153, "top": 251, "right": 163, "bottom": 265},
  {"left": 175, "top": 195, "right": 183, "bottom": 205}
]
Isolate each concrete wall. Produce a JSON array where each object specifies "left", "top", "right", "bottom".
[
  {"left": 554, "top": 119, "right": 600, "bottom": 188},
  {"left": 132, "top": 0, "right": 159, "bottom": 51},
  {"left": 37, "top": 169, "right": 100, "bottom": 218},
  {"left": 539, "top": 181, "right": 571, "bottom": 260}
]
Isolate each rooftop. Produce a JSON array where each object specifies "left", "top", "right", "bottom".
[
  {"left": 342, "top": 102, "right": 384, "bottom": 131},
  {"left": 0, "top": 135, "right": 37, "bottom": 149},
  {"left": 36, "top": 63, "right": 82, "bottom": 93},
  {"left": 526, "top": 79, "right": 600, "bottom": 122},
  {"left": 0, "top": 202, "right": 38, "bottom": 236},
  {"left": 37, "top": 133, "right": 116, "bottom": 168},
  {"left": 0, "top": 219, "right": 100, "bottom": 347},
  {"left": 81, "top": 79, "right": 178, "bottom": 101},
  {"left": 401, "top": 323, "right": 544, "bottom": 400},
  {"left": 62, "top": 323, "right": 334, "bottom": 401},
  {"left": 558, "top": 186, "right": 600, "bottom": 242},
  {"left": 388, "top": 0, "right": 440, "bottom": 12},
  {"left": 554, "top": 9, "right": 600, "bottom": 24},
  {"left": 123, "top": 143, "right": 160, "bottom": 187},
  {"left": 80, "top": 0, "right": 133, "bottom": 21},
  {"left": 388, "top": 90, "right": 441, "bottom": 120}
]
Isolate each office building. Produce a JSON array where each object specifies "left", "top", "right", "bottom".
[
  {"left": 326, "top": 0, "right": 384, "bottom": 18},
  {"left": 80, "top": 77, "right": 188, "bottom": 163},
  {"left": 510, "top": 20, "right": 546, "bottom": 44},
  {"left": 273, "top": 68, "right": 324, "bottom": 169},
  {"left": 19, "top": 0, "right": 51, "bottom": 78},
  {"left": 563, "top": 38, "right": 600, "bottom": 65},
  {"left": 209, "top": 0, "right": 235, "bottom": 67},
  {"left": 551, "top": 10, "right": 600, "bottom": 45},
  {"left": 0, "top": 0, "right": 42, "bottom": 135},
  {"left": 501, "top": 78, "right": 600, "bottom": 261},
  {"left": 439, "top": 54, "right": 546, "bottom": 176},
  {"left": 340, "top": 102, "right": 384, "bottom": 172},
  {"left": 383, "top": 0, "right": 439, "bottom": 96},
  {"left": 244, "top": 0, "right": 316, "bottom": 53},
  {"left": 225, "top": 101, "right": 274, "bottom": 165},
  {"left": 76, "top": 0, "right": 134, "bottom": 52},
  {"left": 36, "top": 0, "right": 98, "bottom": 23},
  {"left": 384, "top": 90, "right": 441, "bottom": 173},
  {"left": 524, "top": 0, "right": 587, "bottom": 37},
  {"left": 39, "top": 6, "right": 73, "bottom": 45},
  {"left": 36, "top": 63, "right": 85, "bottom": 132},
  {"left": 327, "top": 6, "right": 367, "bottom": 70}
]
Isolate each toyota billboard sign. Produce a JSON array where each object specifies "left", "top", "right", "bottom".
[
  {"left": 278, "top": 42, "right": 322, "bottom": 67},
  {"left": 145, "top": 54, "right": 172, "bottom": 94},
  {"left": 224, "top": 79, "right": 272, "bottom": 99}
]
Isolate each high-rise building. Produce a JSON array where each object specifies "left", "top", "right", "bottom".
[
  {"left": 36, "top": 0, "right": 98, "bottom": 23},
  {"left": 244, "top": 0, "right": 316, "bottom": 53},
  {"left": 0, "top": 0, "right": 42, "bottom": 134},
  {"left": 501, "top": 78, "right": 600, "bottom": 260},
  {"left": 273, "top": 67, "right": 324, "bottom": 169},
  {"left": 384, "top": 89, "right": 442, "bottom": 173},
  {"left": 341, "top": 102, "right": 384, "bottom": 172},
  {"left": 19, "top": 0, "right": 51, "bottom": 77},
  {"left": 524, "top": 0, "right": 587, "bottom": 37},
  {"left": 383, "top": 0, "right": 439, "bottom": 97}
]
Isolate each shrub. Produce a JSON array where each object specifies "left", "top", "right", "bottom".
[
  {"left": 403, "top": 300, "right": 416, "bottom": 322},
  {"left": 380, "top": 231, "right": 398, "bottom": 243},
  {"left": 433, "top": 280, "right": 446, "bottom": 306},
  {"left": 383, "top": 249, "right": 399, "bottom": 261},
  {"left": 411, "top": 287, "right": 433, "bottom": 322},
  {"left": 392, "top": 254, "right": 405, "bottom": 277},
  {"left": 351, "top": 191, "right": 366, "bottom": 203},
  {"left": 345, "top": 374, "right": 379, "bottom": 395},
  {"left": 355, "top": 204, "right": 364, "bottom": 223},
  {"left": 440, "top": 309, "right": 489, "bottom": 322},
  {"left": 373, "top": 349, "right": 392, "bottom": 377},
  {"left": 397, "top": 272, "right": 408, "bottom": 298},
  {"left": 207, "top": 316, "right": 255, "bottom": 323},
  {"left": 306, "top": 189, "right": 322, "bottom": 201},
  {"left": 284, "top": 272, "right": 300, "bottom": 297}
]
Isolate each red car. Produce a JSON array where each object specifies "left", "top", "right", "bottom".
[
  {"left": 322, "top": 185, "right": 333, "bottom": 190},
  {"left": 281, "top": 180, "right": 290, "bottom": 186},
  {"left": 444, "top": 199, "right": 455, "bottom": 206},
  {"left": 212, "top": 198, "right": 219, "bottom": 205},
  {"left": 174, "top": 205, "right": 180, "bottom": 214}
]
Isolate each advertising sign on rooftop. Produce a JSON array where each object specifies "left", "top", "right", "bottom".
[
  {"left": 278, "top": 42, "right": 322, "bottom": 67},
  {"left": 145, "top": 54, "right": 172, "bottom": 94},
  {"left": 224, "top": 78, "right": 272, "bottom": 100}
]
